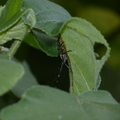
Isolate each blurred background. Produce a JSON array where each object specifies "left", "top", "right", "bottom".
[{"left": 0, "top": 0, "right": 120, "bottom": 109}]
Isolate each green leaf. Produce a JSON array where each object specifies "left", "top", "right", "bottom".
[
  {"left": 24, "top": 33, "right": 41, "bottom": 50},
  {"left": 0, "top": 86, "right": 87, "bottom": 120},
  {"left": 0, "top": 6, "right": 4, "bottom": 17},
  {"left": 22, "top": 0, "right": 71, "bottom": 56},
  {"left": 78, "top": 90, "right": 120, "bottom": 120},
  {"left": 60, "top": 17, "right": 110, "bottom": 95},
  {"left": 22, "top": 8, "right": 36, "bottom": 29},
  {"left": 0, "top": 0, "right": 24, "bottom": 33},
  {"left": 11, "top": 61, "right": 38, "bottom": 98},
  {"left": 24, "top": 32, "right": 58, "bottom": 57},
  {"left": 79, "top": 90, "right": 118, "bottom": 103},
  {"left": 22, "top": 0, "right": 71, "bottom": 36},
  {"left": 1, "top": 86, "right": 120, "bottom": 120},
  {"left": 32, "top": 30, "right": 59, "bottom": 57},
  {"left": 0, "top": 20, "right": 29, "bottom": 44},
  {"left": 0, "top": 56, "right": 24, "bottom": 96}
]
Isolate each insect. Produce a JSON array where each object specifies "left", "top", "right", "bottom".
[{"left": 56, "top": 36, "right": 70, "bottom": 79}]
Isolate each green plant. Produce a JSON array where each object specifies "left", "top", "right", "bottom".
[{"left": 0, "top": 0, "right": 120, "bottom": 120}]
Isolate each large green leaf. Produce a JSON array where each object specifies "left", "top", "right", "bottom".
[
  {"left": 0, "top": 0, "right": 24, "bottom": 33},
  {"left": 22, "top": 0, "right": 71, "bottom": 56},
  {"left": 22, "top": 0, "right": 71, "bottom": 36},
  {"left": 60, "top": 17, "right": 110, "bottom": 95},
  {"left": 0, "top": 56, "right": 24, "bottom": 96},
  {"left": 1, "top": 86, "right": 120, "bottom": 120}
]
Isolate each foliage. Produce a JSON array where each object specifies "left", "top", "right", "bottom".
[
  {"left": 0, "top": 0, "right": 120, "bottom": 120},
  {"left": 1, "top": 86, "right": 120, "bottom": 120}
]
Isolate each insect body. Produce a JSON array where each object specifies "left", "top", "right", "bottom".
[
  {"left": 57, "top": 36, "right": 69, "bottom": 78},
  {"left": 58, "top": 37, "right": 68, "bottom": 65}
]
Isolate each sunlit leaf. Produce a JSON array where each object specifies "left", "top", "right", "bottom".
[
  {"left": 0, "top": 0, "right": 24, "bottom": 33},
  {"left": 60, "top": 17, "right": 110, "bottom": 95}
]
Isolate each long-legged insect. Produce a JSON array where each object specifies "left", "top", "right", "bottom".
[{"left": 56, "top": 36, "right": 69, "bottom": 79}]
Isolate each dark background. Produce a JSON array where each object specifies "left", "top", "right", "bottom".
[{"left": 0, "top": 0, "right": 120, "bottom": 108}]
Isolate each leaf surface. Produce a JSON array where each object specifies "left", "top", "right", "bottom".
[
  {"left": 11, "top": 61, "right": 38, "bottom": 98},
  {"left": 1, "top": 86, "right": 120, "bottom": 120},
  {"left": 32, "top": 30, "right": 59, "bottom": 56},
  {"left": 22, "top": 0, "right": 71, "bottom": 56},
  {"left": 0, "top": 56, "right": 24, "bottom": 96},
  {"left": 60, "top": 17, "right": 110, "bottom": 95},
  {"left": 0, "top": 0, "right": 24, "bottom": 33},
  {"left": 23, "top": 0, "right": 71, "bottom": 36},
  {"left": 0, "top": 20, "right": 29, "bottom": 44}
]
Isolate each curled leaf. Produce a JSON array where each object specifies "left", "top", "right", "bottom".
[{"left": 60, "top": 17, "right": 110, "bottom": 95}]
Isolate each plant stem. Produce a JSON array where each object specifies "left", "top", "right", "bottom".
[{"left": 8, "top": 40, "right": 22, "bottom": 59}]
